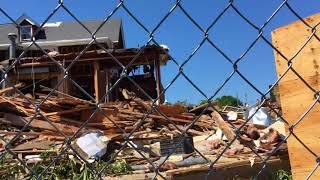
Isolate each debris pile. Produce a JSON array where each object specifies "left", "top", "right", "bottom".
[{"left": 0, "top": 86, "right": 287, "bottom": 178}]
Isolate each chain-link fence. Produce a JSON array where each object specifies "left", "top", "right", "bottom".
[{"left": 0, "top": 0, "right": 319, "bottom": 179}]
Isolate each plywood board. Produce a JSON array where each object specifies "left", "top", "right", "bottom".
[{"left": 272, "top": 13, "right": 320, "bottom": 179}]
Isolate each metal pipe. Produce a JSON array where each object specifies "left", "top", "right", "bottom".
[
  {"left": 2, "top": 33, "right": 17, "bottom": 90},
  {"left": 8, "top": 33, "right": 17, "bottom": 59}
]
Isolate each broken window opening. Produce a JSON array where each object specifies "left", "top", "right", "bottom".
[{"left": 20, "top": 25, "right": 32, "bottom": 41}]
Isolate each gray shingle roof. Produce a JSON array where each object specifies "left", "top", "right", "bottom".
[
  {"left": 0, "top": 19, "right": 123, "bottom": 47},
  {"left": 0, "top": 23, "right": 18, "bottom": 45},
  {"left": 16, "top": 14, "right": 40, "bottom": 27}
]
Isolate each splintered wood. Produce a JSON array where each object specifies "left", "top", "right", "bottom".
[
  {"left": 0, "top": 90, "right": 216, "bottom": 142},
  {"left": 272, "top": 13, "right": 320, "bottom": 179}
]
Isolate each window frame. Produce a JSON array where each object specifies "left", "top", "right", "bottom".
[{"left": 20, "top": 25, "right": 33, "bottom": 41}]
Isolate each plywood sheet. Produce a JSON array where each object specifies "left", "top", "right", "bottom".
[{"left": 272, "top": 13, "right": 320, "bottom": 179}]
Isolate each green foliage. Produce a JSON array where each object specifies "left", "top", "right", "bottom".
[
  {"left": 77, "top": 163, "right": 94, "bottom": 180},
  {"left": 198, "top": 99, "right": 208, "bottom": 106},
  {"left": 264, "top": 169, "right": 293, "bottom": 180},
  {"left": 0, "top": 148, "right": 133, "bottom": 179},
  {"left": 274, "top": 170, "right": 292, "bottom": 180},
  {"left": 0, "top": 153, "right": 26, "bottom": 179},
  {"left": 106, "top": 159, "right": 133, "bottom": 176},
  {"left": 174, "top": 100, "right": 194, "bottom": 107},
  {"left": 271, "top": 90, "right": 279, "bottom": 97},
  {"left": 29, "top": 154, "right": 81, "bottom": 180},
  {"left": 0, "top": 151, "right": 291, "bottom": 180},
  {"left": 216, "top": 95, "right": 242, "bottom": 108}
]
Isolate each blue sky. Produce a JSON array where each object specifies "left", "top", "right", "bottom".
[{"left": 1, "top": 0, "right": 320, "bottom": 104}]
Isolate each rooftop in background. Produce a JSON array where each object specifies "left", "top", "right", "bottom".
[{"left": 0, "top": 14, "right": 125, "bottom": 49}]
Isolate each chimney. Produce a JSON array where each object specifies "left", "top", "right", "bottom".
[
  {"left": 8, "top": 33, "right": 17, "bottom": 59},
  {"left": 1, "top": 33, "right": 17, "bottom": 90}
]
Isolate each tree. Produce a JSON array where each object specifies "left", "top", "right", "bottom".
[
  {"left": 174, "top": 100, "right": 193, "bottom": 107},
  {"left": 216, "top": 95, "right": 242, "bottom": 108}
]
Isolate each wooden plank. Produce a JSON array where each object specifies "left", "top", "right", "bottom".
[
  {"left": 0, "top": 131, "right": 41, "bottom": 136},
  {"left": 0, "top": 83, "right": 24, "bottom": 95},
  {"left": 211, "top": 111, "right": 237, "bottom": 142},
  {"left": 99, "top": 70, "right": 107, "bottom": 102},
  {"left": 43, "top": 107, "right": 94, "bottom": 116},
  {"left": 272, "top": 12, "right": 320, "bottom": 179},
  {"left": 57, "top": 72, "right": 70, "bottom": 97},
  {"left": 166, "top": 153, "right": 290, "bottom": 180},
  {"left": 15, "top": 54, "right": 163, "bottom": 68},
  {"left": 1, "top": 113, "right": 86, "bottom": 135},
  {"left": 272, "top": 14, "right": 320, "bottom": 81},
  {"left": 155, "top": 59, "right": 163, "bottom": 104},
  {"left": 39, "top": 85, "right": 95, "bottom": 105},
  {"left": 93, "top": 61, "right": 101, "bottom": 102}
]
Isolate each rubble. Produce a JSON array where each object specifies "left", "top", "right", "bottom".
[{"left": 0, "top": 85, "right": 288, "bottom": 177}]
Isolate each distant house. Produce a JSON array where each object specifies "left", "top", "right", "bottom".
[
  {"left": 0, "top": 14, "right": 168, "bottom": 103},
  {"left": 0, "top": 14, "right": 125, "bottom": 59}
]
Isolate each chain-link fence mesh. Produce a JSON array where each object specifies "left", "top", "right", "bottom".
[{"left": 0, "top": 0, "right": 319, "bottom": 179}]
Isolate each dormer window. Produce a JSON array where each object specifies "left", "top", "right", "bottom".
[{"left": 20, "top": 25, "right": 32, "bottom": 41}]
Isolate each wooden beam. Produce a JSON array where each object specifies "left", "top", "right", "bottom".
[
  {"left": 11, "top": 72, "right": 61, "bottom": 80},
  {"left": 105, "top": 70, "right": 111, "bottom": 102},
  {"left": 99, "top": 70, "right": 107, "bottom": 103},
  {"left": 39, "top": 85, "right": 95, "bottom": 105},
  {"left": 166, "top": 153, "right": 290, "bottom": 179},
  {"left": 1, "top": 113, "right": 85, "bottom": 134},
  {"left": 211, "top": 111, "right": 237, "bottom": 142},
  {"left": 43, "top": 107, "right": 94, "bottom": 116},
  {"left": 155, "top": 59, "right": 162, "bottom": 104},
  {"left": 0, "top": 131, "right": 41, "bottom": 136},
  {"left": 16, "top": 54, "right": 162, "bottom": 68},
  {"left": 93, "top": 61, "right": 101, "bottom": 102},
  {"left": 57, "top": 72, "right": 70, "bottom": 98},
  {"left": 272, "top": 12, "right": 320, "bottom": 179},
  {"left": 0, "top": 83, "right": 24, "bottom": 95}
]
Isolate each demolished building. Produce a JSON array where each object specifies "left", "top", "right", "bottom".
[
  {"left": 0, "top": 14, "right": 168, "bottom": 102},
  {"left": 0, "top": 14, "right": 290, "bottom": 179}
]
